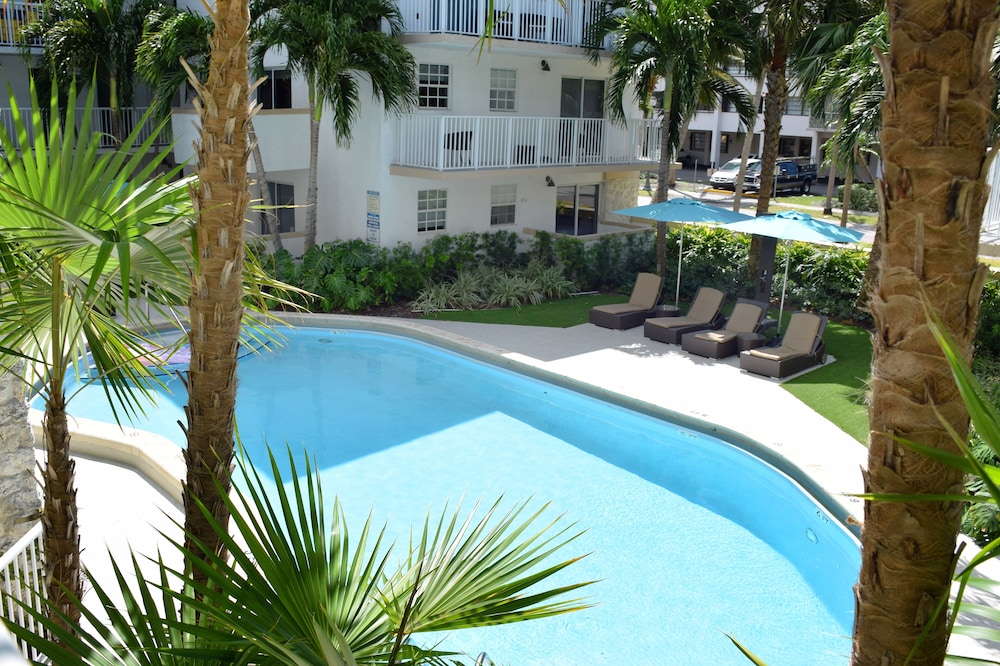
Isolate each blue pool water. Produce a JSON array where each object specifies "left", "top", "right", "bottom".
[{"left": 60, "top": 326, "right": 860, "bottom": 665}]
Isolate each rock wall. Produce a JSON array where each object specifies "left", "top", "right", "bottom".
[{"left": 0, "top": 365, "right": 39, "bottom": 555}]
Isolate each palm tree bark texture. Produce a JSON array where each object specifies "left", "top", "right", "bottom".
[
  {"left": 854, "top": 0, "right": 997, "bottom": 663},
  {"left": 182, "top": 0, "right": 251, "bottom": 575}
]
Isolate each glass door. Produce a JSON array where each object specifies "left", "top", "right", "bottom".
[{"left": 555, "top": 185, "right": 600, "bottom": 235}]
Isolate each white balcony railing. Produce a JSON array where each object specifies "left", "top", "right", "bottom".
[
  {"left": 0, "top": 522, "right": 45, "bottom": 663},
  {"left": 0, "top": 1, "right": 43, "bottom": 48},
  {"left": 0, "top": 107, "right": 170, "bottom": 150},
  {"left": 398, "top": 0, "right": 606, "bottom": 48},
  {"left": 395, "top": 115, "right": 660, "bottom": 171}
]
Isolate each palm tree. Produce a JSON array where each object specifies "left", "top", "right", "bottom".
[
  {"left": 20, "top": 0, "right": 165, "bottom": 145},
  {"left": 249, "top": 0, "right": 417, "bottom": 250},
  {"left": 0, "top": 80, "right": 194, "bottom": 631},
  {"left": 3, "top": 448, "right": 592, "bottom": 665},
  {"left": 586, "top": 0, "right": 756, "bottom": 275},
  {"left": 852, "top": 0, "right": 999, "bottom": 661},
  {"left": 179, "top": 0, "right": 252, "bottom": 582},
  {"left": 138, "top": 6, "right": 283, "bottom": 251}
]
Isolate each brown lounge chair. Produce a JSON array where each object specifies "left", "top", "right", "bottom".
[
  {"left": 740, "top": 311, "right": 828, "bottom": 378},
  {"left": 681, "top": 298, "right": 770, "bottom": 359},
  {"left": 589, "top": 272, "right": 664, "bottom": 330},
  {"left": 643, "top": 286, "right": 726, "bottom": 344}
]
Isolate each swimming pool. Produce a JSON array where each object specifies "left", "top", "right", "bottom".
[{"left": 60, "top": 323, "right": 860, "bottom": 665}]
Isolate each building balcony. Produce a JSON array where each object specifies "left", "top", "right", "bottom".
[
  {"left": 393, "top": 114, "right": 660, "bottom": 172},
  {"left": 398, "top": 0, "right": 606, "bottom": 49},
  {"left": 0, "top": 1, "right": 42, "bottom": 50},
  {"left": 0, "top": 106, "right": 169, "bottom": 149}
]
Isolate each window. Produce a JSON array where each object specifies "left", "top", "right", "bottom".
[
  {"left": 786, "top": 96, "right": 805, "bottom": 115},
  {"left": 719, "top": 134, "right": 730, "bottom": 153},
  {"left": 418, "top": 64, "right": 450, "bottom": 109},
  {"left": 689, "top": 132, "right": 708, "bottom": 151},
  {"left": 260, "top": 182, "right": 295, "bottom": 234},
  {"left": 778, "top": 137, "right": 797, "bottom": 157},
  {"left": 490, "top": 184, "right": 516, "bottom": 225},
  {"left": 257, "top": 69, "right": 292, "bottom": 109},
  {"left": 555, "top": 184, "right": 599, "bottom": 236},
  {"left": 489, "top": 68, "right": 516, "bottom": 111},
  {"left": 417, "top": 189, "right": 447, "bottom": 232}
]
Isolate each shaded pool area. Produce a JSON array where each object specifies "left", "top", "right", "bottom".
[{"left": 59, "top": 325, "right": 860, "bottom": 665}]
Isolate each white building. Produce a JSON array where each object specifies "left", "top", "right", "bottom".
[
  {"left": 682, "top": 70, "right": 833, "bottom": 172},
  {"left": 164, "top": 0, "right": 661, "bottom": 255}
]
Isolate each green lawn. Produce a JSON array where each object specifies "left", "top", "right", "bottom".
[{"left": 422, "top": 295, "right": 872, "bottom": 444}]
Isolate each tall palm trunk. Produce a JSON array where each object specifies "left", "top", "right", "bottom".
[
  {"left": 654, "top": 104, "right": 673, "bottom": 277},
  {"left": 852, "top": 0, "right": 997, "bottom": 662},
  {"left": 182, "top": 0, "right": 250, "bottom": 577},
  {"left": 305, "top": 83, "right": 320, "bottom": 250},
  {"left": 109, "top": 73, "right": 122, "bottom": 146},
  {"left": 41, "top": 395, "right": 81, "bottom": 634},
  {"left": 40, "top": 261, "right": 81, "bottom": 634},
  {"left": 839, "top": 165, "right": 853, "bottom": 227},
  {"left": 247, "top": 120, "right": 282, "bottom": 251},
  {"left": 732, "top": 75, "right": 765, "bottom": 213},
  {"left": 823, "top": 162, "right": 836, "bottom": 215},
  {"left": 748, "top": 46, "right": 788, "bottom": 302}
]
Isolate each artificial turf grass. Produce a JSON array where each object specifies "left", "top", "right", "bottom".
[
  {"left": 421, "top": 294, "right": 873, "bottom": 444},
  {"left": 421, "top": 294, "right": 626, "bottom": 328}
]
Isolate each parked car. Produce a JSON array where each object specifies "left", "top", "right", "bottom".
[
  {"left": 709, "top": 158, "right": 760, "bottom": 190},
  {"left": 744, "top": 159, "right": 818, "bottom": 195}
]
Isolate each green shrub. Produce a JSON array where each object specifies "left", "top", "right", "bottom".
[
  {"left": 479, "top": 230, "right": 522, "bottom": 268},
  {"left": 781, "top": 245, "right": 870, "bottom": 323},
  {"left": 838, "top": 183, "right": 879, "bottom": 212},
  {"left": 975, "top": 278, "right": 1000, "bottom": 360}
]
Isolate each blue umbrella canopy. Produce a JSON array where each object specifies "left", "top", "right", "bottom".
[
  {"left": 614, "top": 198, "right": 754, "bottom": 224},
  {"left": 614, "top": 198, "right": 754, "bottom": 306},
  {"left": 722, "top": 210, "right": 864, "bottom": 244},
  {"left": 723, "top": 210, "right": 865, "bottom": 330}
]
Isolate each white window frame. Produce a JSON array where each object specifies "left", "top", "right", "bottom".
[
  {"left": 490, "top": 184, "right": 516, "bottom": 225},
  {"left": 418, "top": 63, "right": 450, "bottom": 109},
  {"left": 417, "top": 189, "right": 447, "bottom": 232},
  {"left": 489, "top": 68, "right": 516, "bottom": 112}
]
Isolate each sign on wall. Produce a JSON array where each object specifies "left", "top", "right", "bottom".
[{"left": 366, "top": 190, "right": 380, "bottom": 245}]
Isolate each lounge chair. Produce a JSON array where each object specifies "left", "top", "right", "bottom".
[
  {"left": 643, "top": 286, "right": 726, "bottom": 344},
  {"left": 589, "top": 272, "right": 664, "bottom": 330},
  {"left": 740, "top": 311, "right": 828, "bottom": 378},
  {"left": 681, "top": 298, "right": 770, "bottom": 359}
]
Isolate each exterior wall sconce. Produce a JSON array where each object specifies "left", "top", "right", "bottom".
[
  {"left": 540, "top": 59, "right": 550, "bottom": 71},
  {"left": 545, "top": 176, "right": 555, "bottom": 187}
]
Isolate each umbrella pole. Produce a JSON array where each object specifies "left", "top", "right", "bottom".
[
  {"left": 675, "top": 225, "right": 684, "bottom": 308},
  {"left": 778, "top": 240, "right": 791, "bottom": 335}
]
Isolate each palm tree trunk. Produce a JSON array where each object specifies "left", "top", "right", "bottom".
[
  {"left": 247, "top": 120, "right": 282, "bottom": 251},
  {"left": 852, "top": 0, "right": 997, "bottom": 661},
  {"left": 654, "top": 109, "right": 673, "bottom": 277},
  {"left": 41, "top": 395, "right": 81, "bottom": 634},
  {"left": 748, "top": 48, "right": 788, "bottom": 303},
  {"left": 304, "top": 82, "right": 320, "bottom": 250},
  {"left": 823, "top": 162, "right": 836, "bottom": 215},
  {"left": 839, "top": 165, "right": 853, "bottom": 227},
  {"left": 732, "top": 76, "right": 764, "bottom": 213},
  {"left": 183, "top": 0, "right": 250, "bottom": 579},
  {"left": 109, "top": 74, "right": 122, "bottom": 146}
]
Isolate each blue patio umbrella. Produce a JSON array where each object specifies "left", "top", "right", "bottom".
[
  {"left": 614, "top": 198, "right": 753, "bottom": 307},
  {"left": 723, "top": 210, "right": 865, "bottom": 330}
]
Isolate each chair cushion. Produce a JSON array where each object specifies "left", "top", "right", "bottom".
[
  {"left": 748, "top": 345, "right": 801, "bottom": 361},
  {"left": 725, "top": 302, "right": 763, "bottom": 333},
  {"left": 697, "top": 330, "right": 738, "bottom": 343},
  {"left": 783, "top": 313, "right": 822, "bottom": 353},
  {"left": 685, "top": 287, "right": 724, "bottom": 323},
  {"left": 646, "top": 315, "right": 700, "bottom": 330},
  {"left": 593, "top": 303, "right": 648, "bottom": 315},
  {"left": 630, "top": 273, "right": 663, "bottom": 310}
]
